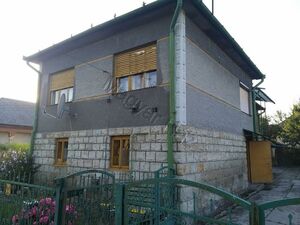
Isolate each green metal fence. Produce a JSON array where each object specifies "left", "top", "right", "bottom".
[
  {"left": 256, "top": 198, "right": 300, "bottom": 225},
  {"left": 0, "top": 175, "right": 56, "bottom": 225},
  {"left": 54, "top": 169, "right": 115, "bottom": 225},
  {"left": 1, "top": 168, "right": 300, "bottom": 225},
  {"left": 121, "top": 177, "right": 253, "bottom": 225}
]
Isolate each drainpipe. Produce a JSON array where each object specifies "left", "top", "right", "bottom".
[
  {"left": 24, "top": 58, "right": 42, "bottom": 156},
  {"left": 167, "top": 0, "right": 183, "bottom": 170},
  {"left": 252, "top": 75, "right": 265, "bottom": 135}
]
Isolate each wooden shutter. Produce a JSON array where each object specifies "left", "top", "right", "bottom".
[
  {"left": 115, "top": 44, "right": 157, "bottom": 78},
  {"left": 50, "top": 69, "right": 74, "bottom": 91}
]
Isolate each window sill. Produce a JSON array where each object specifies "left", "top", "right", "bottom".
[
  {"left": 113, "top": 86, "right": 157, "bottom": 95},
  {"left": 53, "top": 163, "right": 67, "bottom": 168},
  {"left": 109, "top": 167, "right": 129, "bottom": 172}
]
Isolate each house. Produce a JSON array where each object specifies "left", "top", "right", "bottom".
[
  {"left": 0, "top": 98, "right": 34, "bottom": 144},
  {"left": 24, "top": 0, "right": 271, "bottom": 192}
]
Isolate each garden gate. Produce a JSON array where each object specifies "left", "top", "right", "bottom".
[{"left": 55, "top": 169, "right": 115, "bottom": 225}]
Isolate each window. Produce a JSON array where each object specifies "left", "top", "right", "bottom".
[
  {"left": 240, "top": 84, "right": 250, "bottom": 114},
  {"left": 110, "top": 136, "right": 130, "bottom": 170},
  {"left": 55, "top": 138, "right": 68, "bottom": 165},
  {"left": 50, "top": 87, "right": 73, "bottom": 105},
  {"left": 49, "top": 69, "right": 74, "bottom": 104},
  {"left": 114, "top": 44, "right": 157, "bottom": 92}
]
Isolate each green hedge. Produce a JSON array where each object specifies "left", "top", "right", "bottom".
[{"left": 0, "top": 143, "right": 29, "bottom": 152}]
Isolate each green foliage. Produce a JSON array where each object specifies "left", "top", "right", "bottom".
[
  {"left": 0, "top": 143, "right": 38, "bottom": 182},
  {"left": 280, "top": 101, "right": 300, "bottom": 147},
  {"left": 0, "top": 143, "right": 29, "bottom": 152},
  {"left": 260, "top": 115, "right": 283, "bottom": 141}
]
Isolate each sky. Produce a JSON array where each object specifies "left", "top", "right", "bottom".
[{"left": 0, "top": 0, "right": 299, "bottom": 116}]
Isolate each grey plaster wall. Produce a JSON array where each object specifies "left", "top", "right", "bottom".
[
  {"left": 75, "top": 56, "right": 113, "bottom": 100},
  {"left": 186, "top": 16, "right": 252, "bottom": 87},
  {"left": 186, "top": 40, "right": 240, "bottom": 108},
  {"left": 186, "top": 85, "right": 252, "bottom": 134},
  {"left": 74, "top": 38, "right": 169, "bottom": 101},
  {"left": 38, "top": 87, "right": 169, "bottom": 133},
  {"left": 185, "top": 16, "right": 253, "bottom": 133},
  {"left": 37, "top": 14, "right": 172, "bottom": 132}
]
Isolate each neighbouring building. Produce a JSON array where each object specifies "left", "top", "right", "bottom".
[
  {"left": 24, "top": 0, "right": 272, "bottom": 194},
  {"left": 0, "top": 98, "right": 34, "bottom": 144}
]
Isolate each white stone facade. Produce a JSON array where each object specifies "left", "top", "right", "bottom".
[{"left": 33, "top": 125, "right": 248, "bottom": 193}]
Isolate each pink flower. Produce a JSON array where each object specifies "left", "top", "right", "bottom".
[
  {"left": 45, "top": 198, "right": 52, "bottom": 205},
  {"left": 39, "top": 198, "right": 46, "bottom": 205},
  {"left": 39, "top": 215, "right": 49, "bottom": 224},
  {"left": 12, "top": 215, "right": 18, "bottom": 224},
  {"left": 31, "top": 206, "right": 37, "bottom": 216}
]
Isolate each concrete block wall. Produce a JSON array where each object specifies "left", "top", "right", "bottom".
[
  {"left": 33, "top": 125, "right": 168, "bottom": 181},
  {"left": 33, "top": 125, "right": 248, "bottom": 194},
  {"left": 173, "top": 125, "right": 248, "bottom": 214}
]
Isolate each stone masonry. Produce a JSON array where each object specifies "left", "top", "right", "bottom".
[{"left": 33, "top": 125, "right": 248, "bottom": 194}]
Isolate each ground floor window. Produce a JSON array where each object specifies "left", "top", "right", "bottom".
[
  {"left": 110, "top": 136, "right": 130, "bottom": 170},
  {"left": 55, "top": 138, "right": 68, "bottom": 166}
]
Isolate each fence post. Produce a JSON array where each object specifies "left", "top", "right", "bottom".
[
  {"left": 115, "top": 183, "right": 125, "bottom": 225},
  {"left": 54, "top": 178, "right": 66, "bottom": 225},
  {"left": 154, "top": 171, "right": 160, "bottom": 225},
  {"left": 251, "top": 202, "right": 263, "bottom": 225}
]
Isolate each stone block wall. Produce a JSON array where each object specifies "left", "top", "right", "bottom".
[
  {"left": 33, "top": 125, "right": 168, "bottom": 181},
  {"left": 173, "top": 125, "right": 248, "bottom": 214},
  {"left": 33, "top": 125, "right": 248, "bottom": 194}
]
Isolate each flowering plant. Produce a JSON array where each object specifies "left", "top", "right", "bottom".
[{"left": 12, "top": 197, "right": 77, "bottom": 225}]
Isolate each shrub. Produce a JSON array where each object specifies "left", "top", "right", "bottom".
[
  {"left": 0, "top": 144, "right": 38, "bottom": 182},
  {"left": 12, "top": 197, "right": 77, "bottom": 225}
]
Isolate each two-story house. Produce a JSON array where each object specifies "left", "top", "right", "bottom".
[{"left": 24, "top": 0, "right": 270, "bottom": 193}]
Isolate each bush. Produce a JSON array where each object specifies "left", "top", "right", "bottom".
[
  {"left": 12, "top": 197, "right": 77, "bottom": 225},
  {"left": 0, "top": 144, "right": 38, "bottom": 182},
  {"left": 0, "top": 143, "right": 29, "bottom": 152}
]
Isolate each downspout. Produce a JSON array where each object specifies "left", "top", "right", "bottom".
[
  {"left": 24, "top": 59, "right": 42, "bottom": 156},
  {"left": 252, "top": 75, "right": 265, "bottom": 135},
  {"left": 167, "top": 0, "right": 183, "bottom": 170}
]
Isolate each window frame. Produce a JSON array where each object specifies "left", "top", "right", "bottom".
[
  {"left": 114, "top": 43, "right": 158, "bottom": 93},
  {"left": 116, "top": 70, "right": 157, "bottom": 93},
  {"left": 54, "top": 138, "right": 69, "bottom": 166},
  {"left": 50, "top": 87, "right": 74, "bottom": 105},
  {"left": 239, "top": 82, "right": 251, "bottom": 115},
  {"left": 48, "top": 68, "right": 75, "bottom": 105},
  {"left": 110, "top": 135, "right": 130, "bottom": 170}
]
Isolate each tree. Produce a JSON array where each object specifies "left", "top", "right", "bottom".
[
  {"left": 261, "top": 113, "right": 284, "bottom": 141},
  {"left": 280, "top": 101, "right": 300, "bottom": 147}
]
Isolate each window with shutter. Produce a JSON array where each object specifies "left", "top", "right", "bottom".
[
  {"left": 49, "top": 69, "right": 74, "bottom": 104},
  {"left": 114, "top": 44, "right": 157, "bottom": 92}
]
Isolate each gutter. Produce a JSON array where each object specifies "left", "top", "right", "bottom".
[
  {"left": 251, "top": 75, "right": 265, "bottom": 134},
  {"left": 24, "top": 58, "right": 42, "bottom": 156},
  {"left": 167, "top": 0, "right": 183, "bottom": 170}
]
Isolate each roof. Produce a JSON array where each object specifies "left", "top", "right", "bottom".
[
  {"left": 0, "top": 98, "right": 35, "bottom": 127},
  {"left": 24, "top": 0, "right": 264, "bottom": 80},
  {"left": 255, "top": 89, "right": 275, "bottom": 104}
]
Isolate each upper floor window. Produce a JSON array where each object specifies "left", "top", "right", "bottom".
[
  {"left": 49, "top": 69, "right": 74, "bottom": 105},
  {"left": 240, "top": 83, "right": 250, "bottom": 114},
  {"left": 114, "top": 44, "right": 157, "bottom": 93}
]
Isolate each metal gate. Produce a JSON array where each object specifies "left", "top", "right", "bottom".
[
  {"left": 255, "top": 198, "right": 300, "bottom": 225},
  {"left": 123, "top": 177, "right": 253, "bottom": 225},
  {"left": 55, "top": 169, "right": 115, "bottom": 225}
]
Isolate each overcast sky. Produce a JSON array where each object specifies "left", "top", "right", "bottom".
[{"left": 0, "top": 0, "right": 299, "bottom": 116}]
